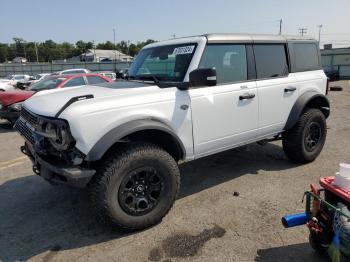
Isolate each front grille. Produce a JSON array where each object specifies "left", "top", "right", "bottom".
[
  {"left": 20, "top": 107, "right": 39, "bottom": 126},
  {"left": 16, "top": 119, "right": 35, "bottom": 144}
]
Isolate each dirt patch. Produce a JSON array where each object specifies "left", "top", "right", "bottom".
[
  {"left": 148, "top": 248, "right": 163, "bottom": 261},
  {"left": 148, "top": 225, "right": 226, "bottom": 261}
]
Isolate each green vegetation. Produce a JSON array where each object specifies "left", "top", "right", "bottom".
[{"left": 0, "top": 38, "right": 156, "bottom": 63}]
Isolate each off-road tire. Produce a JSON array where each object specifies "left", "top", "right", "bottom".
[
  {"left": 89, "top": 142, "right": 180, "bottom": 231},
  {"left": 282, "top": 108, "right": 327, "bottom": 163}
]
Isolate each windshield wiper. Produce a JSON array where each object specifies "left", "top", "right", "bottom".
[
  {"left": 128, "top": 75, "right": 185, "bottom": 89},
  {"left": 129, "top": 75, "right": 161, "bottom": 84}
]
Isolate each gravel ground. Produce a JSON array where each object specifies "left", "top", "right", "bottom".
[{"left": 0, "top": 81, "right": 349, "bottom": 262}]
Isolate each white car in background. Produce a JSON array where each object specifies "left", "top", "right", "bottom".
[
  {"left": 16, "top": 73, "right": 51, "bottom": 89},
  {"left": 0, "top": 74, "right": 30, "bottom": 87},
  {"left": 0, "top": 82, "right": 15, "bottom": 91},
  {"left": 98, "top": 71, "right": 116, "bottom": 80},
  {"left": 54, "top": 68, "right": 91, "bottom": 75}
]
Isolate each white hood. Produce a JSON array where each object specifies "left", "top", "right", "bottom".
[{"left": 24, "top": 81, "right": 159, "bottom": 117}]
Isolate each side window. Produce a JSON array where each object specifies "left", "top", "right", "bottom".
[
  {"left": 87, "top": 76, "right": 108, "bottom": 85},
  {"left": 63, "top": 77, "right": 86, "bottom": 88},
  {"left": 199, "top": 44, "right": 247, "bottom": 84},
  {"left": 293, "top": 43, "right": 320, "bottom": 71},
  {"left": 254, "top": 44, "right": 289, "bottom": 79}
]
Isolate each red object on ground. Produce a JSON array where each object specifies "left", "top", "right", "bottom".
[
  {"left": 320, "top": 176, "right": 350, "bottom": 203},
  {"left": 0, "top": 90, "right": 34, "bottom": 106}
]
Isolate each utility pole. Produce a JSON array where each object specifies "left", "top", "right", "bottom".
[
  {"left": 23, "top": 41, "right": 27, "bottom": 60},
  {"left": 298, "top": 28, "right": 307, "bottom": 36},
  {"left": 113, "top": 28, "right": 117, "bottom": 72},
  {"left": 34, "top": 42, "right": 39, "bottom": 62},
  {"left": 317, "top": 25, "right": 323, "bottom": 45},
  {"left": 127, "top": 40, "right": 130, "bottom": 56},
  {"left": 278, "top": 19, "right": 282, "bottom": 35},
  {"left": 92, "top": 40, "right": 96, "bottom": 62}
]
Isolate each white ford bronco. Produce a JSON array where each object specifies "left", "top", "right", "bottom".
[{"left": 16, "top": 34, "right": 330, "bottom": 230}]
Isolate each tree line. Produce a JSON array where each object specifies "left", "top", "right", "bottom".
[{"left": 0, "top": 38, "right": 156, "bottom": 63}]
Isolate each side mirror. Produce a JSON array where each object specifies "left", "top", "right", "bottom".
[{"left": 189, "top": 68, "right": 217, "bottom": 87}]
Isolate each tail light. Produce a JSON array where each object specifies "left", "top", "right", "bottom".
[{"left": 326, "top": 78, "right": 330, "bottom": 95}]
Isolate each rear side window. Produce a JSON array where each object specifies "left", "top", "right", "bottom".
[
  {"left": 293, "top": 43, "right": 320, "bottom": 71},
  {"left": 199, "top": 44, "right": 247, "bottom": 84},
  {"left": 254, "top": 44, "right": 289, "bottom": 79},
  {"left": 87, "top": 76, "right": 108, "bottom": 85},
  {"left": 63, "top": 77, "right": 86, "bottom": 87}
]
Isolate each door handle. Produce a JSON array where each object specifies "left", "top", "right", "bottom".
[
  {"left": 239, "top": 93, "right": 255, "bottom": 100},
  {"left": 284, "top": 86, "right": 297, "bottom": 92}
]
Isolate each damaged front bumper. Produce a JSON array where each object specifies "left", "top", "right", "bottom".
[
  {"left": 15, "top": 107, "right": 96, "bottom": 188},
  {"left": 22, "top": 142, "right": 96, "bottom": 188}
]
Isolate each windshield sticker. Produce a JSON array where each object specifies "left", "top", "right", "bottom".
[{"left": 173, "top": 45, "right": 195, "bottom": 55}]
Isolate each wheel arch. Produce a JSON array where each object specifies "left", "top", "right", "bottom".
[
  {"left": 284, "top": 91, "right": 330, "bottom": 130},
  {"left": 86, "top": 119, "right": 186, "bottom": 162}
]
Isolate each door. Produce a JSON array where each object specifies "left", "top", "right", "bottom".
[
  {"left": 253, "top": 44, "right": 299, "bottom": 135},
  {"left": 189, "top": 44, "right": 259, "bottom": 157}
]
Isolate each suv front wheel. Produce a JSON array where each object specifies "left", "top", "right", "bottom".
[
  {"left": 89, "top": 142, "right": 180, "bottom": 231},
  {"left": 282, "top": 108, "right": 327, "bottom": 163}
]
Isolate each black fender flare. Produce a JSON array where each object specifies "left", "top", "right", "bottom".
[
  {"left": 85, "top": 119, "right": 186, "bottom": 161},
  {"left": 284, "top": 91, "right": 330, "bottom": 130}
]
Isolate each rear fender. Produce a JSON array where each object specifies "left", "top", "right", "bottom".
[{"left": 284, "top": 91, "right": 330, "bottom": 130}]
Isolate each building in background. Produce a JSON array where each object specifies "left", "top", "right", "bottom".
[
  {"left": 80, "top": 49, "right": 133, "bottom": 62},
  {"left": 321, "top": 44, "right": 350, "bottom": 80}
]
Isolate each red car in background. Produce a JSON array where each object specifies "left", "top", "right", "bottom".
[{"left": 0, "top": 73, "right": 112, "bottom": 124}]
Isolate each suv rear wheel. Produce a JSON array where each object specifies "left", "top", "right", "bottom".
[
  {"left": 282, "top": 108, "right": 327, "bottom": 163},
  {"left": 89, "top": 142, "right": 180, "bottom": 231}
]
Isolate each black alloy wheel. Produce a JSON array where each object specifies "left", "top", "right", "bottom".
[
  {"left": 118, "top": 166, "right": 164, "bottom": 216},
  {"left": 304, "top": 122, "right": 322, "bottom": 152}
]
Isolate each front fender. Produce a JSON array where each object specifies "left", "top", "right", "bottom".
[{"left": 85, "top": 119, "right": 186, "bottom": 161}]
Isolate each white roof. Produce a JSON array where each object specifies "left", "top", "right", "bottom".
[
  {"left": 146, "top": 33, "right": 317, "bottom": 49},
  {"left": 205, "top": 33, "right": 316, "bottom": 43}
]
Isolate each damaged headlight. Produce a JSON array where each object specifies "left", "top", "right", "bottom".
[
  {"left": 44, "top": 121, "right": 72, "bottom": 151},
  {"left": 34, "top": 119, "right": 73, "bottom": 151}
]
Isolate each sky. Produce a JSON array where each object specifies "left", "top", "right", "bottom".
[{"left": 1, "top": 0, "right": 350, "bottom": 47}]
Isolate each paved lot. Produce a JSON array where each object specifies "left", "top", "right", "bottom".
[{"left": 1, "top": 81, "right": 349, "bottom": 262}]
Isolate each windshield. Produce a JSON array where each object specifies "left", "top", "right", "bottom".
[
  {"left": 30, "top": 77, "right": 66, "bottom": 91},
  {"left": 34, "top": 74, "right": 44, "bottom": 80},
  {"left": 128, "top": 43, "right": 197, "bottom": 82}
]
